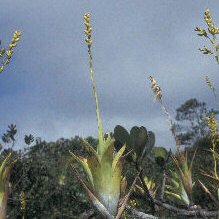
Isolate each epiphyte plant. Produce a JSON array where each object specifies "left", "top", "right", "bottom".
[
  {"left": 69, "top": 13, "right": 130, "bottom": 216},
  {"left": 148, "top": 76, "right": 197, "bottom": 208},
  {"left": 166, "top": 149, "right": 197, "bottom": 207},
  {"left": 165, "top": 169, "right": 192, "bottom": 207}
]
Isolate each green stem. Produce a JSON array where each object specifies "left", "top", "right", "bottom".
[
  {"left": 88, "top": 44, "right": 104, "bottom": 156},
  {"left": 211, "top": 142, "right": 218, "bottom": 179},
  {"left": 216, "top": 48, "right": 219, "bottom": 64}
]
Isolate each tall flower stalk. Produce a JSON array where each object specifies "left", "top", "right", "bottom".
[{"left": 69, "top": 13, "right": 131, "bottom": 216}]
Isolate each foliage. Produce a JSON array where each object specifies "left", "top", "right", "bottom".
[
  {"left": 3, "top": 133, "right": 217, "bottom": 218},
  {"left": 165, "top": 170, "right": 191, "bottom": 206},
  {"left": 166, "top": 149, "right": 196, "bottom": 207},
  {"left": 154, "top": 147, "right": 168, "bottom": 168},
  {"left": 113, "top": 125, "right": 155, "bottom": 167},
  {"left": 8, "top": 136, "right": 94, "bottom": 218},
  {"left": 174, "top": 98, "right": 218, "bottom": 146},
  {"left": 134, "top": 176, "right": 157, "bottom": 199}
]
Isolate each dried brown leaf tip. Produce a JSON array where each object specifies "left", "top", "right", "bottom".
[{"left": 149, "top": 76, "right": 162, "bottom": 103}]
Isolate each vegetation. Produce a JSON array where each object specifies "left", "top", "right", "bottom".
[{"left": 0, "top": 7, "right": 218, "bottom": 219}]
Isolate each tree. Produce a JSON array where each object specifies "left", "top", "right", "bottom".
[{"left": 173, "top": 98, "right": 219, "bottom": 146}]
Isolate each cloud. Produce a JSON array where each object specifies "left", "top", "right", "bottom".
[{"left": 0, "top": 0, "right": 218, "bottom": 152}]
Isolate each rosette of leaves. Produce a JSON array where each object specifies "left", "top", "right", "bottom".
[
  {"left": 69, "top": 129, "right": 128, "bottom": 215},
  {"left": 166, "top": 149, "right": 197, "bottom": 207},
  {"left": 113, "top": 125, "right": 155, "bottom": 167},
  {"left": 165, "top": 170, "right": 192, "bottom": 207}
]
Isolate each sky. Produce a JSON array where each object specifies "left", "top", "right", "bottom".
[{"left": 0, "top": 0, "right": 218, "bottom": 152}]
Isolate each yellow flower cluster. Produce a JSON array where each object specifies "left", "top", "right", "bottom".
[
  {"left": 20, "top": 191, "right": 25, "bottom": 211},
  {"left": 130, "top": 199, "right": 136, "bottom": 207},
  {"left": 194, "top": 9, "right": 219, "bottom": 63},
  {"left": 206, "top": 112, "right": 218, "bottom": 178},
  {"left": 194, "top": 9, "right": 219, "bottom": 36},
  {"left": 204, "top": 9, "right": 219, "bottom": 35},
  {"left": 0, "top": 30, "right": 22, "bottom": 73},
  {"left": 207, "top": 112, "right": 218, "bottom": 143},
  {"left": 84, "top": 13, "right": 92, "bottom": 47}
]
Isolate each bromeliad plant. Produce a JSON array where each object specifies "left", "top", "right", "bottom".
[
  {"left": 149, "top": 76, "right": 197, "bottom": 208},
  {"left": 166, "top": 148, "right": 197, "bottom": 207},
  {"left": 165, "top": 170, "right": 192, "bottom": 207},
  {"left": 68, "top": 13, "right": 135, "bottom": 217}
]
